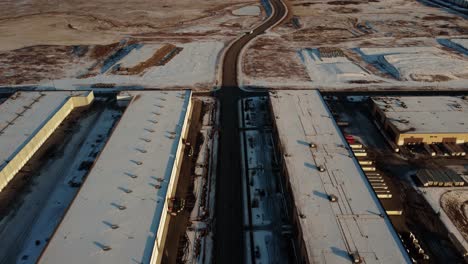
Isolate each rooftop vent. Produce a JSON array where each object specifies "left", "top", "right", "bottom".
[
  {"left": 328, "top": 194, "right": 338, "bottom": 202},
  {"left": 102, "top": 245, "right": 112, "bottom": 251},
  {"left": 126, "top": 172, "right": 138, "bottom": 179},
  {"left": 350, "top": 252, "right": 362, "bottom": 263},
  {"left": 399, "top": 119, "right": 409, "bottom": 124}
]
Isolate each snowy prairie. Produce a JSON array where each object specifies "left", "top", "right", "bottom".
[
  {"left": 117, "top": 44, "right": 163, "bottom": 68},
  {"left": 299, "top": 49, "right": 378, "bottom": 84},
  {"left": 141, "top": 41, "right": 223, "bottom": 86},
  {"left": 45, "top": 41, "right": 225, "bottom": 89},
  {"left": 361, "top": 47, "right": 468, "bottom": 81},
  {"left": 232, "top": 6, "right": 261, "bottom": 16}
]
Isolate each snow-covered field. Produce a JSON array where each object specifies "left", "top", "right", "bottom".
[
  {"left": 141, "top": 41, "right": 223, "bottom": 85},
  {"left": 417, "top": 185, "right": 468, "bottom": 255},
  {"left": 43, "top": 41, "right": 225, "bottom": 89},
  {"left": 441, "top": 190, "right": 468, "bottom": 239},
  {"left": 359, "top": 47, "right": 468, "bottom": 81},
  {"left": 116, "top": 44, "right": 163, "bottom": 68},
  {"left": 232, "top": 6, "right": 261, "bottom": 16},
  {"left": 451, "top": 39, "right": 468, "bottom": 49},
  {"left": 299, "top": 48, "right": 379, "bottom": 84},
  {"left": 241, "top": 43, "right": 468, "bottom": 91}
]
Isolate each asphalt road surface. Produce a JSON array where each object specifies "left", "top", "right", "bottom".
[{"left": 214, "top": 0, "right": 287, "bottom": 263}]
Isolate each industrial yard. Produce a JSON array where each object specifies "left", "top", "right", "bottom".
[
  {"left": 0, "top": 91, "right": 218, "bottom": 264},
  {"left": 0, "top": 0, "right": 468, "bottom": 263},
  {"left": 326, "top": 94, "right": 468, "bottom": 262}
]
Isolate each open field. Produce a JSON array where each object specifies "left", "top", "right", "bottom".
[
  {"left": 0, "top": 0, "right": 264, "bottom": 89},
  {"left": 0, "top": 0, "right": 262, "bottom": 51},
  {"left": 242, "top": 0, "right": 468, "bottom": 91}
]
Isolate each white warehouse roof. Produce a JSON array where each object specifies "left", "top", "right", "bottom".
[
  {"left": 270, "top": 90, "right": 410, "bottom": 264},
  {"left": 372, "top": 96, "right": 468, "bottom": 134},
  {"left": 0, "top": 91, "right": 92, "bottom": 189},
  {"left": 39, "top": 90, "right": 192, "bottom": 264}
]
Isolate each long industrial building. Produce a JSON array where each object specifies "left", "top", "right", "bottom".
[
  {"left": 0, "top": 91, "right": 94, "bottom": 192},
  {"left": 269, "top": 90, "right": 410, "bottom": 263},
  {"left": 38, "top": 90, "right": 192, "bottom": 264},
  {"left": 371, "top": 96, "right": 468, "bottom": 146}
]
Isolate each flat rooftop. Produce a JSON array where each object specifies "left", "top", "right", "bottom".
[
  {"left": 372, "top": 96, "right": 468, "bottom": 134},
  {"left": 39, "top": 90, "right": 191, "bottom": 264},
  {"left": 0, "top": 91, "right": 90, "bottom": 183},
  {"left": 269, "top": 90, "right": 410, "bottom": 264}
]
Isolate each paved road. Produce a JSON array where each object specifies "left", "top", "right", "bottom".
[{"left": 214, "top": 0, "right": 287, "bottom": 263}]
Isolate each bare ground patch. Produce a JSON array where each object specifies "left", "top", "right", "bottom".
[
  {"left": 243, "top": 38, "right": 310, "bottom": 82},
  {"left": 0, "top": 45, "right": 95, "bottom": 85}
]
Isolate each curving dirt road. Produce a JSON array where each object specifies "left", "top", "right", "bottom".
[{"left": 214, "top": 0, "right": 287, "bottom": 263}]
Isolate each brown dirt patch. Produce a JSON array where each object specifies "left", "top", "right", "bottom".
[
  {"left": 0, "top": 45, "right": 94, "bottom": 85},
  {"left": 329, "top": 7, "right": 361, "bottom": 13},
  {"left": 90, "top": 43, "right": 120, "bottom": 59},
  {"left": 292, "top": 2, "right": 318, "bottom": 6},
  {"left": 243, "top": 38, "right": 310, "bottom": 82},
  {"left": 410, "top": 74, "right": 452, "bottom": 82},
  {"left": 328, "top": 0, "right": 362, "bottom": 5},
  {"left": 422, "top": 15, "right": 459, "bottom": 21}
]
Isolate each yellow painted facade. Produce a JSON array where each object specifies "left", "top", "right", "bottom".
[
  {"left": 372, "top": 103, "right": 468, "bottom": 146},
  {"left": 396, "top": 133, "right": 468, "bottom": 146},
  {"left": 150, "top": 93, "right": 193, "bottom": 264},
  {"left": 0, "top": 92, "right": 94, "bottom": 192}
]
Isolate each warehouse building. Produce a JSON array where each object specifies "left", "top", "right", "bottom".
[
  {"left": 39, "top": 90, "right": 192, "bottom": 264},
  {"left": 269, "top": 90, "right": 410, "bottom": 264},
  {"left": 0, "top": 91, "right": 94, "bottom": 192},
  {"left": 371, "top": 96, "right": 468, "bottom": 146}
]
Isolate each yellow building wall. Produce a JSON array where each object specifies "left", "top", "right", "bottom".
[
  {"left": 396, "top": 133, "right": 468, "bottom": 146},
  {"left": 0, "top": 92, "right": 94, "bottom": 192},
  {"left": 150, "top": 92, "right": 193, "bottom": 264},
  {"left": 371, "top": 102, "right": 468, "bottom": 146}
]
